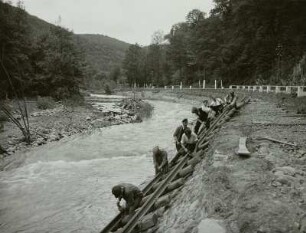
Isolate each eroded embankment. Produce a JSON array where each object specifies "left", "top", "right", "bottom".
[{"left": 153, "top": 97, "right": 306, "bottom": 233}]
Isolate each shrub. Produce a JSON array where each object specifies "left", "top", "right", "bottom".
[
  {"left": 104, "top": 84, "right": 112, "bottom": 95},
  {"left": 63, "top": 93, "right": 85, "bottom": 107},
  {"left": 137, "top": 101, "right": 154, "bottom": 119},
  {"left": 36, "top": 96, "right": 56, "bottom": 110},
  {"left": 0, "top": 111, "right": 9, "bottom": 122},
  {"left": 293, "top": 96, "right": 306, "bottom": 114}
]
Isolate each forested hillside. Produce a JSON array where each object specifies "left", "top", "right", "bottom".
[
  {"left": 123, "top": 0, "right": 306, "bottom": 87},
  {"left": 75, "top": 34, "right": 129, "bottom": 74},
  {"left": 0, "top": 1, "right": 129, "bottom": 98}
]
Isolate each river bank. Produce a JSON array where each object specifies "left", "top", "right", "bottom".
[
  {"left": 0, "top": 96, "right": 153, "bottom": 163},
  {"left": 123, "top": 90, "right": 306, "bottom": 233},
  {"left": 0, "top": 100, "right": 193, "bottom": 233}
]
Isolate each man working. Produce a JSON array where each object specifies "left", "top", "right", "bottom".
[
  {"left": 192, "top": 106, "right": 210, "bottom": 134},
  {"left": 112, "top": 183, "right": 143, "bottom": 215},
  {"left": 224, "top": 91, "right": 237, "bottom": 105},
  {"left": 152, "top": 146, "right": 169, "bottom": 175},
  {"left": 209, "top": 96, "right": 224, "bottom": 115},
  {"left": 181, "top": 127, "right": 198, "bottom": 154},
  {"left": 173, "top": 118, "right": 188, "bottom": 151}
]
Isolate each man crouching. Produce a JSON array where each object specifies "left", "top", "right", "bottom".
[
  {"left": 152, "top": 146, "right": 169, "bottom": 175},
  {"left": 112, "top": 183, "right": 143, "bottom": 215}
]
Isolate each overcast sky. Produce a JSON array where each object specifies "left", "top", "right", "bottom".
[{"left": 12, "top": 0, "right": 214, "bottom": 45}]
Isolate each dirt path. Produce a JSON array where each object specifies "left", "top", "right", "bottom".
[{"left": 155, "top": 98, "right": 306, "bottom": 233}]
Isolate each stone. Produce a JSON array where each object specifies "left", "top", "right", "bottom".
[
  {"left": 197, "top": 219, "right": 225, "bottom": 233},
  {"left": 36, "top": 138, "right": 46, "bottom": 146},
  {"left": 86, "top": 116, "right": 91, "bottom": 121},
  {"left": 273, "top": 166, "right": 296, "bottom": 177},
  {"left": 7, "top": 147, "right": 16, "bottom": 153}
]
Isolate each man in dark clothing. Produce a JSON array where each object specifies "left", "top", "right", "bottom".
[
  {"left": 173, "top": 118, "right": 188, "bottom": 151},
  {"left": 112, "top": 183, "right": 143, "bottom": 215},
  {"left": 191, "top": 107, "right": 210, "bottom": 134},
  {"left": 152, "top": 146, "right": 169, "bottom": 175}
]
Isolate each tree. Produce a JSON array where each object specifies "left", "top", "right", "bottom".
[
  {"left": 30, "top": 26, "right": 85, "bottom": 99},
  {"left": 0, "top": 1, "right": 32, "bottom": 98},
  {"left": 151, "top": 30, "right": 164, "bottom": 45},
  {"left": 123, "top": 44, "right": 144, "bottom": 86}
]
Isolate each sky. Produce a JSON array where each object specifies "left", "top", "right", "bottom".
[{"left": 12, "top": 0, "right": 214, "bottom": 45}]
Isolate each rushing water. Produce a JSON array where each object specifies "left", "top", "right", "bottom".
[{"left": 0, "top": 100, "right": 194, "bottom": 233}]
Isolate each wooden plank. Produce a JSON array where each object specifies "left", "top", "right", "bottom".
[
  {"left": 258, "top": 137, "right": 297, "bottom": 147},
  {"left": 237, "top": 137, "right": 250, "bottom": 156}
]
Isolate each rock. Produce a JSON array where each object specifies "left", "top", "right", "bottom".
[
  {"left": 31, "top": 112, "right": 41, "bottom": 117},
  {"left": 36, "top": 138, "right": 46, "bottom": 146},
  {"left": 49, "top": 134, "right": 60, "bottom": 141},
  {"left": 7, "top": 146, "right": 16, "bottom": 153},
  {"left": 41, "top": 128, "right": 50, "bottom": 134},
  {"left": 275, "top": 174, "right": 295, "bottom": 186},
  {"left": 8, "top": 140, "right": 15, "bottom": 145},
  {"left": 86, "top": 116, "right": 91, "bottom": 121},
  {"left": 114, "top": 115, "right": 121, "bottom": 120},
  {"left": 13, "top": 114, "right": 21, "bottom": 120},
  {"left": 197, "top": 219, "right": 225, "bottom": 233},
  {"left": 273, "top": 166, "right": 296, "bottom": 177}
]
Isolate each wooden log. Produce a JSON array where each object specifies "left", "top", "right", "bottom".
[
  {"left": 198, "top": 141, "right": 209, "bottom": 150},
  {"left": 187, "top": 155, "right": 201, "bottom": 166},
  {"left": 154, "top": 195, "right": 171, "bottom": 209},
  {"left": 258, "top": 136, "right": 297, "bottom": 147},
  {"left": 227, "top": 108, "right": 236, "bottom": 117},
  {"left": 237, "top": 137, "right": 251, "bottom": 156},
  {"left": 193, "top": 149, "right": 204, "bottom": 157},
  {"left": 166, "top": 178, "right": 185, "bottom": 192},
  {"left": 140, "top": 194, "right": 152, "bottom": 206},
  {"left": 137, "top": 213, "right": 158, "bottom": 232},
  {"left": 152, "top": 181, "right": 162, "bottom": 191},
  {"left": 145, "top": 226, "right": 159, "bottom": 233},
  {"left": 178, "top": 165, "right": 194, "bottom": 177},
  {"left": 154, "top": 206, "right": 166, "bottom": 217}
]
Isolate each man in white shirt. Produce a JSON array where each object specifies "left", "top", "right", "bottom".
[{"left": 181, "top": 127, "right": 198, "bottom": 153}]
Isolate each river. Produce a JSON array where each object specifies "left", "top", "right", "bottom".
[{"left": 0, "top": 100, "right": 194, "bottom": 233}]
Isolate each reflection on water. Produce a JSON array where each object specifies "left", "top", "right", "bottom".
[{"left": 0, "top": 100, "right": 194, "bottom": 233}]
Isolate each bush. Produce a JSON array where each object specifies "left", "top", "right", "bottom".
[
  {"left": 36, "top": 96, "right": 56, "bottom": 110},
  {"left": 137, "top": 101, "right": 154, "bottom": 119},
  {"left": 293, "top": 96, "right": 306, "bottom": 114},
  {"left": 0, "top": 111, "right": 9, "bottom": 122},
  {"left": 104, "top": 84, "right": 112, "bottom": 95},
  {"left": 63, "top": 93, "right": 85, "bottom": 107}
]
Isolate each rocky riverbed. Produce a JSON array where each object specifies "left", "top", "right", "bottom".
[{"left": 0, "top": 97, "right": 152, "bottom": 160}]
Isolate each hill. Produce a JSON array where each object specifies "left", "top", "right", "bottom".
[
  {"left": 75, "top": 34, "right": 130, "bottom": 74},
  {"left": 26, "top": 11, "right": 130, "bottom": 75}
]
